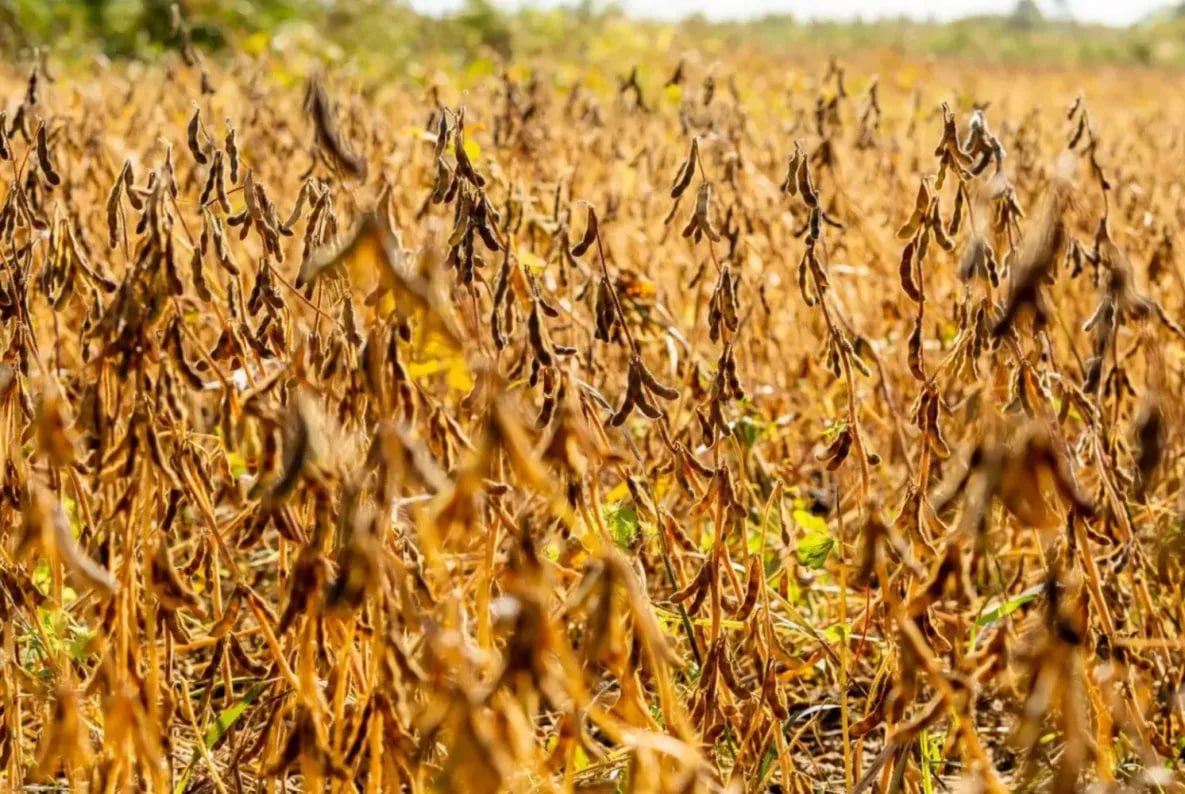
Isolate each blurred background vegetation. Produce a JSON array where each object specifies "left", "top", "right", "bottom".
[{"left": 3, "top": 0, "right": 1185, "bottom": 68}]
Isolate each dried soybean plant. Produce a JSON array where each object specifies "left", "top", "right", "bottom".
[{"left": 0, "top": 14, "right": 1183, "bottom": 794}]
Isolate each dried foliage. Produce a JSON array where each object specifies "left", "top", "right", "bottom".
[{"left": 1, "top": 27, "right": 1184, "bottom": 794}]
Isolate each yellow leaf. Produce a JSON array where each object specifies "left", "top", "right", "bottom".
[
  {"left": 445, "top": 360, "right": 474, "bottom": 392},
  {"left": 604, "top": 482, "right": 630, "bottom": 504},
  {"left": 792, "top": 509, "right": 828, "bottom": 536},
  {"left": 443, "top": 137, "right": 482, "bottom": 164},
  {"left": 298, "top": 213, "right": 386, "bottom": 288},
  {"left": 519, "top": 250, "right": 547, "bottom": 273},
  {"left": 654, "top": 605, "right": 746, "bottom": 631},
  {"left": 463, "top": 137, "right": 482, "bottom": 164},
  {"left": 375, "top": 290, "right": 397, "bottom": 320},
  {"left": 896, "top": 66, "right": 920, "bottom": 90},
  {"left": 244, "top": 32, "right": 270, "bottom": 56},
  {"left": 405, "top": 323, "right": 474, "bottom": 393},
  {"left": 464, "top": 58, "right": 497, "bottom": 82}
]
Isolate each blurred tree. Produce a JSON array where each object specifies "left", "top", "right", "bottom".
[
  {"left": 0, "top": 2, "right": 22, "bottom": 51},
  {"left": 458, "top": 0, "right": 513, "bottom": 59},
  {"left": 1009, "top": 0, "right": 1045, "bottom": 29},
  {"left": 140, "top": 0, "right": 175, "bottom": 48},
  {"left": 81, "top": 0, "right": 109, "bottom": 41}
]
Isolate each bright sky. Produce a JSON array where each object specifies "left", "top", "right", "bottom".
[{"left": 407, "top": 0, "right": 1167, "bottom": 26}]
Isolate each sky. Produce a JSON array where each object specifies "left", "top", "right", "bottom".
[{"left": 406, "top": 0, "right": 1169, "bottom": 27}]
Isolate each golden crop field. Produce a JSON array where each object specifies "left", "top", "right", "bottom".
[{"left": 0, "top": 16, "right": 1183, "bottom": 794}]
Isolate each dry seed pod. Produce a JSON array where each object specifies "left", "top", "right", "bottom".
[
  {"left": 733, "top": 555, "right": 762, "bottom": 620},
  {"left": 571, "top": 205, "right": 598, "bottom": 257},
  {"left": 1068, "top": 113, "right": 1087, "bottom": 149},
  {"left": 198, "top": 150, "right": 221, "bottom": 207},
  {"left": 10, "top": 102, "right": 27, "bottom": 142},
  {"left": 36, "top": 122, "right": 61, "bottom": 187},
  {"left": 671, "top": 560, "right": 711, "bottom": 604},
  {"left": 635, "top": 356, "right": 679, "bottom": 401},
  {"left": 430, "top": 156, "right": 452, "bottom": 204},
  {"left": 897, "top": 180, "right": 931, "bottom": 240},
  {"left": 307, "top": 75, "right": 368, "bottom": 179},
  {"left": 797, "top": 251, "right": 816, "bottom": 306},
  {"left": 37, "top": 390, "right": 76, "bottom": 467},
  {"left": 150, "top": 543, "right": 205, "bottom": 616},
  {"left": 594, "top": 277, "right": 617, "bottom": 342},
  {"left": 285, "top": 180, "right": 315, "bottom": 234},
  {"left": 781, "top": 147, "right": 801, "bottom": 195},
  {"left": 949, "top": 182, "right": 965, "bottom": 236},
  {"left": 610, "top": 359, "right": 643, "bottom": 427},
  {"left": 931, "top": 201, "right": 955, "bottom": 251},
  {"left": 326, "top": 531, "right": 381, "bottom": 614},
  {"left": 67, "top": 222, "right": 116, "bottom": 293},
  {"left": 243, "top": 168, "right": 263, "bottom": 225},
  {"left": 633, "top": 387, "right": 664, "bottom": 420},
  {"left": 665, "top": 59, "right": 685, "bottom": 87},
  {"left": 818, "top": 427, "right": 852, "bottom": 470},
  {"left": 907, "top": 313, "right": 925, "bottom": 381},
  {"left": 1132, "top": 394, "right": 1163, "bottom": 497},
  {"left": 124, "top": 163, "right": 146, "bottom": 212},
  {"left": 716, "top": 645, "right": 748, "bottom": 697},
  {"left": 213, "top": 151, "right": 231, "bottom": 213},
  {"left": 925, "top": 393, "right": 950, "bottom": 458},
  {"left": 186, "top": 105, "right": 208, "bottom": 165},
  {"left": 160, "top": 143, "right": 178, "bottom": 198},
  {"left": 762, "top": 662, "right": 789, "bottom": 719},
  {"left": 670, "top": 138, "right": 698, "bottom": 199},
  {"left": 689, "top": 182, "right": 720, "bottom": 242},
  {"left": 224, "top": 123, "right": 240, "bottom": 182},
  {"left": 804, "top": 244, "right": 829, "bottom": 292},
  {"left": 433, "top": 111, "right": 448, "bottom": 158},
  {"left": 22, "top": 483, "right": 116, "bottom": 596},
  {"left": 796, "top": 152, "right": 818, "bottom": 207},
  {"left": 276, "top": 545, "right": 333, "bottom": 635},
  {"left": 452, "top": 110, "right": 485, "bottom": 188}
]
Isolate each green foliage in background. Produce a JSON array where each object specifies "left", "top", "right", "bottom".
[{"left": 1, "top": 0, "right": 1185, "bottom": 68}]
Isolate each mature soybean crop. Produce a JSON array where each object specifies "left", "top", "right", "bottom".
[{"left": 0, "top": 19, "right": 1184, "bottom": 794}]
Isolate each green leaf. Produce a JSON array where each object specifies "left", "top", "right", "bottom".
[
  {"left": 68, "top": 630, "right": 96, "bottom": 662},
  {"left": 227, "top": 451, "right": 248, "bottom": 480},
  {"left": 174, "top": 680, "right": 270, "bottom": 794},
  {"left": 735, "top": 414, "right": 766, "bottom": 447},
  {"left": 792, "top": 509, "right": 828, "bottom": 536},
  {"left": 204, "top": 680, "right": 268, "bottom": 749},
  {"left": 821, "top": 419, "right": 848, "bottom": 442},
  {"left": 823, "top": 622, "right": 849, "bottom": 643},
  {"left": 920, "top": 730, "right": 936, "bottom": 794},
  {"left": 757, "top": 743, "right": 777, "bottom": 785},
  {"left": 975, "top": 586, "right": 1042, "bottom": 628},
  {"left": 796, "top": 531, "right": 834, "bottom": 570},
  {"left": 793, "top": 508, "right": 833, "bottom": 569},
  {"left": 62, "top": 495, "right": 82, "bottom": 538},
  {"left": 604, "top": 503, "right": 639, "bottom": 550}
]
